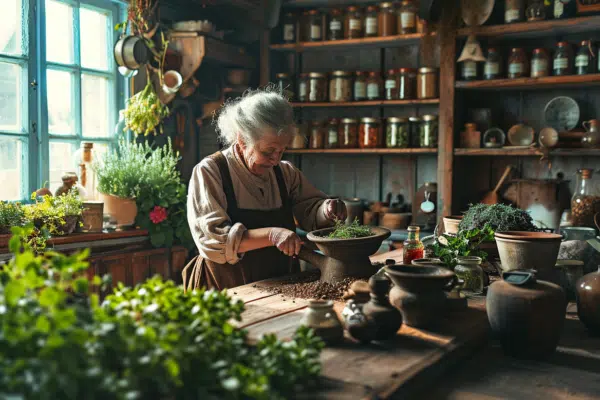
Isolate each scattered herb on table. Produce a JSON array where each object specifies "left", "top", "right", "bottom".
[
  {"left": 459, "top": 203, "right": 537, "bottom": 232},
  {"left": 328, "top": 218, "right": 373, "bottom": 239},
  {"left": 428, "top": 224, "right": 495, "bottom": 270}
]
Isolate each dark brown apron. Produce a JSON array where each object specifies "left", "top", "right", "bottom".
[{"left": 182, "top": 151, "right": 297, "bottom": 291}]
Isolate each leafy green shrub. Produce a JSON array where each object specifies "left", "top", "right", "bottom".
[
  {"left": 0, "top": 202, "right": 25, "bottom": 234},
  {"left": 428, "top": 225, "right": 495, "bottom": 269},
  {"left": 0, "top": 226, "right": 323, "bottom": 399},
  {"left": 458, "top": 203, "right": 537, "bottom": 233}
]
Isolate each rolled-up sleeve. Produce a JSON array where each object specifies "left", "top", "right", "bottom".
[
  {"left": 279, "top": 161, "right": 334, "bottom": 231},
  {"left": 187, "top": 160, "right": 246, "bottom": 264}
]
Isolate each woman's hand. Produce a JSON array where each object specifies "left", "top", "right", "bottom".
[
  {"left": 324, "top": 199, "right": 347, "bottom": 222},
  {"left": 268, "top": 228, "right": 302, "bottom": 257}
]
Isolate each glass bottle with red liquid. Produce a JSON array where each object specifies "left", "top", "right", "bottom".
[{"left": 402, "top": 225, "right": 424, "bottom": 264}]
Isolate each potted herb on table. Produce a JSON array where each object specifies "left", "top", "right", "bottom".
[
  {"left": 0, "top": 201, "right": 25, "bottom": 235},
  {"left": 23, "top": 189, "right": 84, "bottom": 236}
]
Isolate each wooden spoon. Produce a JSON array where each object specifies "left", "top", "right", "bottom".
[{"left": 481, "top": 166, "right": 512, "bottom": 205}]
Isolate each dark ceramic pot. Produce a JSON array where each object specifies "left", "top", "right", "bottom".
[
  {"left": 487, "top": 271, "right": 566, "bottom": 359},
  {"left": 385, "top": 264, "right": 456, "bottom": 328},
  {"left": 576, "top": 267, "right": 600, "bottom": 335},
  {"left": 362, "top": 276, "right": 402, "bottom": 340}
]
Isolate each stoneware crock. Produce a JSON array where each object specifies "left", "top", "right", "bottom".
[
  {"left": 487, "top": 270, "right": 565, "bottom": 359},
  {"left": 576, "top": 267, "right": 600, "bottom": 335},
  {"left": 362, "top": 276, "right": 403, "bottom": 340},
  {"left": 300, "top": 300, "right": 344, "bottom": 345}
]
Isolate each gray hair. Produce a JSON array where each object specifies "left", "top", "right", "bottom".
[{"left": 215, "top": 87, "right": 296, "bottom": 146}]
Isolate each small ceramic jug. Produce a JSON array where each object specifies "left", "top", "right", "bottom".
[
  {"left": 300, "top": 300, "right": 344, "bottom": 345},
  {"left": 342, "top": 300, "right": 377, "bottom": 343},
  {"left": 582, "top": 119, "right": 600, "bottom": 148},
  {"left": 362, "top": 276, "right": 403, "bottom": 340}
]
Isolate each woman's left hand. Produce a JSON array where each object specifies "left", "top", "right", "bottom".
[{"left": 325, "top": 199, "right": 347, "bottom": 222}]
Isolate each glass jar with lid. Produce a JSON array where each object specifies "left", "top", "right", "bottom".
[
  {"left": 378, "top": 2, "right": 397, "bottom": 37},
  {"left": 354, "top": 71, "right": 367, "bottom": 101},
  {"left": 345, "top": 6, "right": 363, "bottom": 39},
  {"left": 326, "top": 119, "right": 340, "bottom": 149},
  {"left": 553, "top": 41, "right": 572, "bottom": 76},
  {"left": 409, "top": 116, "right": 422, "bottom": 147},
  {"left": 308, "top": 10, "right": 322, "bottom": 41},
  {"left": 505, "top": 0, "right": 524, "bottom": 23},
  {"left": 484, "top": 47, "right": 502, "bottom": 80},
  {"left": 297, "top": 73, "right": 309, "bottom": 102},
  {"left": 417, "top": 67, "right": 438, "bottom": 99},
  {"left": 282, "top": 12, "right": 296, "bottom": 44},
  {"left": 366, "top": 71, "right": 381, "bottom": 100},
  {"left": 329, "top": 71, "right": 353, "bottom": 102},
  {"left": 576, "top": 40, "right": 596, "bottom": 75},
  {"left": 339, "top": 118, "right": 359, "bottom": 148},
  {"left": 359, "top": 118, "right": 381, "bottom": 148},
  {"left": 386, "top": 117, "right": 409, "bottom": 148},
  {"left": 526, "top": 0, "right": 546, "bottom": 21},
  {"left": 398, "top": 68, "right": 416, "bottom": 99},
  {"left": 307, "top": 72, "right": 327, "bottom": 102},
  {"left": 309, "top": 121, "right": 325, "bottom": 149},
  {"left": 460, "top": 60, "right": 478, "bottom": 81},
  {"left": 365, "top": 5, "right": 379, "bottom": 37},
  {"left": 530, "top": 48, "right": 549, "bottom": 78},
  {"left": 402, "top": 226, "right": 424, "bottom": 264},
  {"left": 507, "top": 48, "right": 527, "bottom": 78},
  {"left": 384, "top": 69, "right": 398, "bottom": 100},
  {"left": 420, "top": 115, "right": 438, "bottom": 148},
  {"left": 455, "top": 256, "right": 485, "bottom": 294},
  {"left": 275, "top": 73, "right": 294, "bottom": 100},
  {"left": 328, "top": 9, "right": 344, "bottom": 40},
  {"left": 571, "top": 168, "right": 600, "bottom": 228},
  {"left": 291, "top": 122, "right": 307, "bottom": 149},
  {"left": 398, "top": 0, "right": 417, "bottom": 34}
]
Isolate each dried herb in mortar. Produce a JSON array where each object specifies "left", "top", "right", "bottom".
[{"left": 328, "top": 219, "right": 373, "bottom": 239}]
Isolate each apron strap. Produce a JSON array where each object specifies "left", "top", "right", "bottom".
[
  {"left": 208, "top": 151, "right": 238, "bottom": 212},
  {"left": 273, "top": 164, "right": 290, "bottom": 207}
]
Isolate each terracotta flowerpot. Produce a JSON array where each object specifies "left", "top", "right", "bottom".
[
  {"left": 442, "top": 215, "right": 462, "bottom": 235},
  {"left": 99, "top": 192, "right": 137, "bottom": 229},
  {"left": 495, "top": 231, "right": 562, "bottom": 284}
]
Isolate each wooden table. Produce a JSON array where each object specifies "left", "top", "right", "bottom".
[{"left": 232, "top": 271, "right": 489, "bottom": 399}]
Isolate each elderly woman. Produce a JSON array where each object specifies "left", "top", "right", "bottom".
[{"left": 183, "top": 90, "right": 347, "bottom": 290}]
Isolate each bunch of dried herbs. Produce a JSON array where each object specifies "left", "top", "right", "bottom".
[
  {"left": 428, "top": 224, "right": 495, "bottom": 270},
  {"left": 459, "top": 203, "right": 537, "bottom": 233},
  {"left": 328, "top": 219, "right": 373, "bottom": 239}
]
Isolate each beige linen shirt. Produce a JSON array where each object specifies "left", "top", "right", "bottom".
[{"left": 187, "top": 145, "right": 332, "bottom": 264}]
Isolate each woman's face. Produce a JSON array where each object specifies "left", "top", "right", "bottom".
[{"left": 238, "top": 131, "right": 292, "bottom": 176}]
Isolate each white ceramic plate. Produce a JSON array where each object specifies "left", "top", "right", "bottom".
[{"left": 543, "top": 96, "right": 580, "bottom": 132}]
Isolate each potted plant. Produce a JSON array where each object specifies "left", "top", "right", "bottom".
[
  {"left": 23, "top": 189, "right": 84, "bottom": 236},
  {"left": 0, "top": 201, "right": 25, "bottom": 235}
]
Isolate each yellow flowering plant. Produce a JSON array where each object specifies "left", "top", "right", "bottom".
[{"left": 123, "top": 78, "right": 170, "bottom": 136}]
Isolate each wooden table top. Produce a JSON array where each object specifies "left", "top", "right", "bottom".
[{"left": 232, "top": 270, "right": 489, "bottom": 400}]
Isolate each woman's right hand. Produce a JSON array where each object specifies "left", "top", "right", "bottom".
[{"left": 268, "top": 228, "right": 302, "bottom": 257}]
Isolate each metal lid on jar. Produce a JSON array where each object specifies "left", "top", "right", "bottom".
[
  {"left": 510, "top": 47, "right": 523, "bottom": 53},
  {"left": 387, "top": 117, "right": 409, "bottom": 123},
  {"left": 308, "top": 72, "right": 326, "bottom": 78},
  {"left": 308, "top": 9, "right": 319, "bottom": 15},
  {"left": 367, "top": 71, "right": 380, "bottom": 77},
  {"left": 331, "top": 70, "right": 351, "bottom": 76},
  {"left": 387, "top": 68, "right": 397, "bottom": 75},
  {"left": 330, "top": 8, "right": 342, "bottom": 15},
  {"left": 329, "top": 118, "right": 339, "bottom": 124},
  {"left": 418, "top": 67, "right": 437, "bottom": 73},
  {"left": 581, "top": 39, "right": 591, "bottom": 46},
  {"left": 409, "top": 116, "right": 422, "bottom": 122},
  {"left": 487, "top": 47, "right": 498, "bottom": 53},
  {"left": 366, "top": 5, "right": 378, "bottom": 12},
  {"left": 398, "top": 67, "right": 417, "bottom": 74},
  {"left": 360, "top": 117, "right": 379, "bottom": 123},
  {"left": 408, "top": 225, "right": 420, "bottom": 232},
  {"left": 557, "top": 41, "right": 569, "bottom": 47},
  {"left": 532, "top": 48, "right": 547, "bottom": 55},
  {"left": 276, "top": 72, "right": 290, "bottom": 78},
  {"left": 422, "top": 114, "right": 438, "bottom": 121},
  {"left": 355, "top": 71, "right": 367, "bottom": 76},
  {"left": 380, "top": 2, "right": 394, "bottom": 8},
  {"left": 311, "top": 120, "right": 323, "bottom": 126},
  {"left": 347, "top": 5, "right": 360, "bottom": 12},
  {"left": 341, "top": 118, "right": 358, "bottom": 123}
]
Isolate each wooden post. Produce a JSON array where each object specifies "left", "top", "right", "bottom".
[
  {"left": 437, "top": 27, "right": 456, "bottom": 222},
  {"left": 259, "top": 0, "right": 270, "bottom": 86}
]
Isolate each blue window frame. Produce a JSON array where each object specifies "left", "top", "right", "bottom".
[{"left": 0, "top": 0, "right": 127, "bottom": 201}]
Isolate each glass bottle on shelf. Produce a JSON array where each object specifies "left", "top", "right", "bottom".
[
  {"left": 366, "top": 71, "right": 381, "bottom": 100},
  {"left": 460, "top": 60, "right": 478, "bottom": 81},
  {"left": 526, "top": 0, "right": 546, "bottom": 21},
  {"left": 531, "top": 48, "right": 550, "bottom": 78},
  {"left": 275, "top": 73, "right": 294, "bottom": 100},
  {"left": 419, "top": 115, "right": 438, "bottom": 148},
  {"left": 571, "top": 168, "right": 600, "bottom": 228},
  {"left": 282, "top": 12, "right": 296, "bottom": 44},
  {"left": 359, "top": 118, "right": 381, "bottom": 148},
  {"left": 454, "top": 256, "right": 485, "bottom": 294},
  {"left": 329, "top": 9, "right": 344, "bottom": 40},
  {"left": 507, "top": 47, "right": 527, "bottom": 78},
  {"left": 505, "top": 0, "right": 525, "bottom": 23},
  {"left": 553, "top": 41, "right": 572, "bottom": 76},
  {"left": 398, "top": 68, "right": 416, "bottom": 99},
  {"left": 378, "top": 2, "right": 397, "bottom": 37},
  {"left": 484, "top": 48, "right": 501, "bottom": 79},
  {"left": 386, "top": 117, "right": 409, "bottom": 148},
  {"left": 339, "top": 118, "right": 359, "bottom": 148},
  {"left": 346, "top": 6, "right": 363, "bottom": 39},
  {"left": 384, "top": 69, "right": 398, "bottom": 100},
  {"left": 398, "top": 0, "right": 417, "bottom": 34},
  {"left": 365, "top": 5, "right": 379, "bottom": 37},
  {"left": 576, "top": 40, "right": 596, "bottom": 75},
  {"left": 553, "top": 0, "right": 576, "bottom": 19},
  {"left": 298, "top": 73, "right": 309, "bottom": 102},
  {"left": 354, "top": 71, "right": 367, "bottom": 101},
  {"left": 402, "top": 225, "right": 424, "bottom": 264},
  {"left": 309, "top": 121, "right": 325, "bottom": 149},
  {"left": 326, "top": 119, "right": 340, "bottom": 149},
  {"left": 74, "top": 142, "right": 98, "bottom": 201},
  {"left": 308, "top": 10, "right": 322, "bottom": 42}
]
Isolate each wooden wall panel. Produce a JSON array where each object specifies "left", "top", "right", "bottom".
[{"left": 382, "top": 156, "right": 415, "bottom": 204}]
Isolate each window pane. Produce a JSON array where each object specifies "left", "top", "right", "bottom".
[
  {"left": 1, "top": 0, "right": 23, "bottom": 56},
  {"left": 82, "top": 74, "right": 109, "bottom": 138},
  {"left": 0, "top": 137, "right": 27, "bottom": 201},
  {"left": 47, "top": 69, "right": 74, "bottom": 134},
  {"left": 80, "top": 7, "right": 110, "bottom": 70},
  {"left": 49, "top": 141, "right": 76, "bottom": 193},
  {"left": 46, "top": 0, "right": 74, "bottom": 64},
  {"left": 0, "top": 62, "right": 23, "bottom": 132}
]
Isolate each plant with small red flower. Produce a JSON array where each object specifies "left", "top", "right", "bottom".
[{"left": 149, "top": 206, "right": 168, "bottom": 224}]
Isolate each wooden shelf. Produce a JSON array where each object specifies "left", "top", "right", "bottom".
[
  {"left": 283, "top": 0, "right": 375, "bottom": 7},
  {"left": 457, "top": 16, "right": 600, "bottom": 40},
  {"left": 455, "top": 74, "right": 600, "bottom": 90},
  {"left": 291, "top": 99, "right": 439, "bottom": 107},
  {"left": 454, "top": 148, "right": 600, "bottom": 157},
  {"left": 170, "top": 32, "right": 255, "bottom": 68},
  {"left": 270, "top": 33, "right": 432, "bottom": 52},
  {"left": 287, "top": 148, "right": 437, "bottom": 154}
]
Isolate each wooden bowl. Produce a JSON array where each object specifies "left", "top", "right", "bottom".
[{"left": 380, "top": 212, "right": 412, "bottom": 230}]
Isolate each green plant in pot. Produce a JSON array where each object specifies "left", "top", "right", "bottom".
[
  {"left": 0, "top": 201, "right": 26, "bottom": 234},
  {"left": 23, "top": 189, "right": 83, "bottom": 236}
]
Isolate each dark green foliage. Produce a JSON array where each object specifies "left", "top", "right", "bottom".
[
  {"left": 459, "top": 203, "right": 537, "bottom": 233},
  {"left": 428, "top": 225, "right": 495, "bottom": 269},
  {"left": 0, "top": 202, "right": 25, "bottom": 234},
  {"left": 328, "top": 219, "right": 373, "bottom": 239}
]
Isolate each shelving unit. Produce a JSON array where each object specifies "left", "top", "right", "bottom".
[
  {"left": 454, "top": 148, "right": 600, "bottom": 157},
  {"left": 270, "top": 33, "right": 431, "bottom": 51},
  {"left": 287, "top": 148, "right": 437, "bottom": 155},
  {"left": 290, "top": 99, "right": 439, "bottom": 107},
  {"left": 455, "top": 74, "right": 600, "bottom": 90}
]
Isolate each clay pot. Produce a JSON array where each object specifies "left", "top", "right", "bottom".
[
  {"left": 443, "top": 215, "right": 463, "bottom": 235},
  {"left": 300, "top": 300, "right": 344, "bottom": 345},
  {"left": 576, "top": 267, "right": 600, "bottom": 335},
  {"left": 363, "top": 210, "right": 379, "bottom": 227},
  {"left": 343, "top": 198, "right": 364, "bottom": 225},
  {"left": 99, "top": 192, "right": 138, "bottom": 229},
  {"left": 411, "top": 258, "right": 446, "bottom": 268},
  {"left": 81, "top": 201, "right": 104, "bottom": 233},
  {"left": 487, "top": 270, "right": 566, "bottom": 359},
  {"left": 385, "top": 263, "right": 456, "bottom": 328},
  {"left": 362, "top": 276, "right": 403, "bottom": 340},
  {"left": 380, "top": 212, "right": 411, "bottom": 230},
  {"left": 495, "top": 231, "right": 562, "bottom": 284}
]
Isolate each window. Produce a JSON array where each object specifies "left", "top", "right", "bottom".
[{"left": 0, "top": 0, "right": 125, "bottom": 201}]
